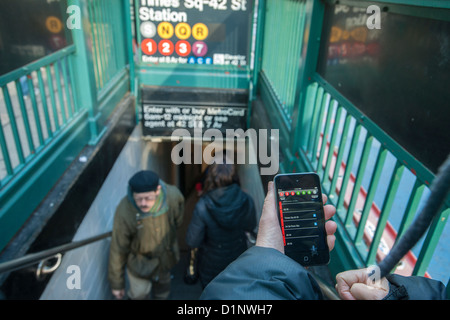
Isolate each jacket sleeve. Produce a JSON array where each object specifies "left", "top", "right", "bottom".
[
  {"left": 108, "top": 201, "right": 134, "bottom": 290},
  {"left": 384, "top": 274, "right": 447, "bottom": 300},
  {"left": 185, "top": 200, "right": 206, "bottom": 248},
  {"left": 173, "top": 186, "right": 185, "bottom": 228},
  {"left": 200, "top": 246, "right": 324, "bottom": 300}
]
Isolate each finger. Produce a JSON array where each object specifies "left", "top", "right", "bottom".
[
  {"left": 264, "top": 182, "right": 275, "bottom": 207},
  {"left": 327, "top": 234, "right": 335, "bottom": 251},
  {"left": 337, "top": 287, "right": 356, "bottom": 300},
  {"left": 324, "top": 204, "right": 336, "bottom": 221},
  {"left": 335, "top": 269, "right": 369, "bottom": 300},
  {"left": 267, "top": 181, "right": 275, "bottom": 201},
  {"left": 256, "top": 181, "right": 284, "bottom": 253},
  {"left": 325, "top": 220, "right": 337, "bottom": 236},
  {"left": 262, "top": 181, "right": 277, "bottom": 220},
  {"left": 325, "top": 220, "right": 337, "bottom": 251},
  {"left": 335, "top": 274, "right": 356, "bottom": 300},
  {"left": 350, "top": 283, "right": 388, "bottom": 300},
  {"left": 322, "top": 193, "right": 328, "bottom": 205}
]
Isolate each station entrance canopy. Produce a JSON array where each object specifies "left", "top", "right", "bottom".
[{"left": 134, "top": 0, "right": 255, "bottom": 137}]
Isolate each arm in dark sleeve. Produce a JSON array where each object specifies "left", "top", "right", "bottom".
[
  {"left": 384, "top": 274, "right": 447, "bottom": 300},
  {"left": 185, "top": 200, "right": 206, "bottom": 248},
  {"left": 200, "top": 246, "right": 324, "bottom": 300}
]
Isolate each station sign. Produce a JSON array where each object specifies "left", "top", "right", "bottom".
[
  {"left": 136, "top": 0, "right": 253, "bottom": 66},
  {"left": 142, "top": 104, "right": 247, "bottom": 136},
  {"left": 141, "top": 88, "right": 248, "bottom": 136}
]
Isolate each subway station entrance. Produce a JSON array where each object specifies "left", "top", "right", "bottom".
[{"left": 0, "top": 0, "right": 448, "bottom": 300}]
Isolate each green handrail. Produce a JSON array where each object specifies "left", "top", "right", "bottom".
[
  {"left": 0, "top": 0, "right": 132, "bottom": 252},
  {"left": 0, "top": 232, "right": 111, "bottom": 275},
  {"left": 299, "top": 76, "right": 449, "bottom": 278},
  {"left": 257, "top": 0, "right": 448, "bottom": 281},
  {"left": 0, "top": 46, "right": 79, "bottom": 184}
]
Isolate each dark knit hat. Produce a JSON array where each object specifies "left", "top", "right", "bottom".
[{"left": 129, "top": 170, "right": 159, "bottom": 193}]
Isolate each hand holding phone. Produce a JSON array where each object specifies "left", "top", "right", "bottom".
[{"left": 273, "top": 173, "right": 330, "bottom": 266}]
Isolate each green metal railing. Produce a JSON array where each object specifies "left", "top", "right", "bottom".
[
  {"left": 70, "top": 0, "right": 130, "bottom": 145},
  {"left": 87, "top": 0, "right": 128, "bottom": 94},
  {"left": 0, "top": 0, "right": 132, "bottom": 252},
  {"left": 298, "top": 75, "right": 449, "bottom": 277},
  {"left": 257, "top": 0, "right": 448, "bottom": 283},
  {"left": 260, "top": 0, "right": 306, "bottom": 129},
  {"left": 0, "top": 46, "right": 79, "bottom": 184},
  {"left": 0, "top": 0, "right": 446, "bottom": 289}
]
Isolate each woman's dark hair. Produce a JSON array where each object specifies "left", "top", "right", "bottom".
[{"left": 203, "top": 162, "right": 239, "bottom": 193}]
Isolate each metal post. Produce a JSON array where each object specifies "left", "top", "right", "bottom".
[
  {"left": 124, "top": 0, "right": 139, "bottom": 124},
  {"left": 291, "top": 0, "right": 325, "bottom": 153},
  {"left": 68, "top": 0, "right": 103, "bottom": 145}
]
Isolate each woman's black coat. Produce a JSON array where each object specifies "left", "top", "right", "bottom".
[{"left": 185, "top": 183, "right": 256, "bottom": 286}]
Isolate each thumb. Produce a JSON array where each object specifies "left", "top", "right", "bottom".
[{"left": 350, "top": 283, "right": 388, "bottom": 300}]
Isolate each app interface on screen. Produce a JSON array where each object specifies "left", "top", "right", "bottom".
[{"left": 277, "top": 187, "right": 326, "bottom": 263}]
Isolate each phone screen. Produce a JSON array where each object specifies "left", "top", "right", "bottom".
[{"left": 274, "top": 173, "right": 330, "bottom": 266}]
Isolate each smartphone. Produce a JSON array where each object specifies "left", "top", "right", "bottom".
[{"left": 273, "top": 173, "right": 330, "bottom": 266}]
